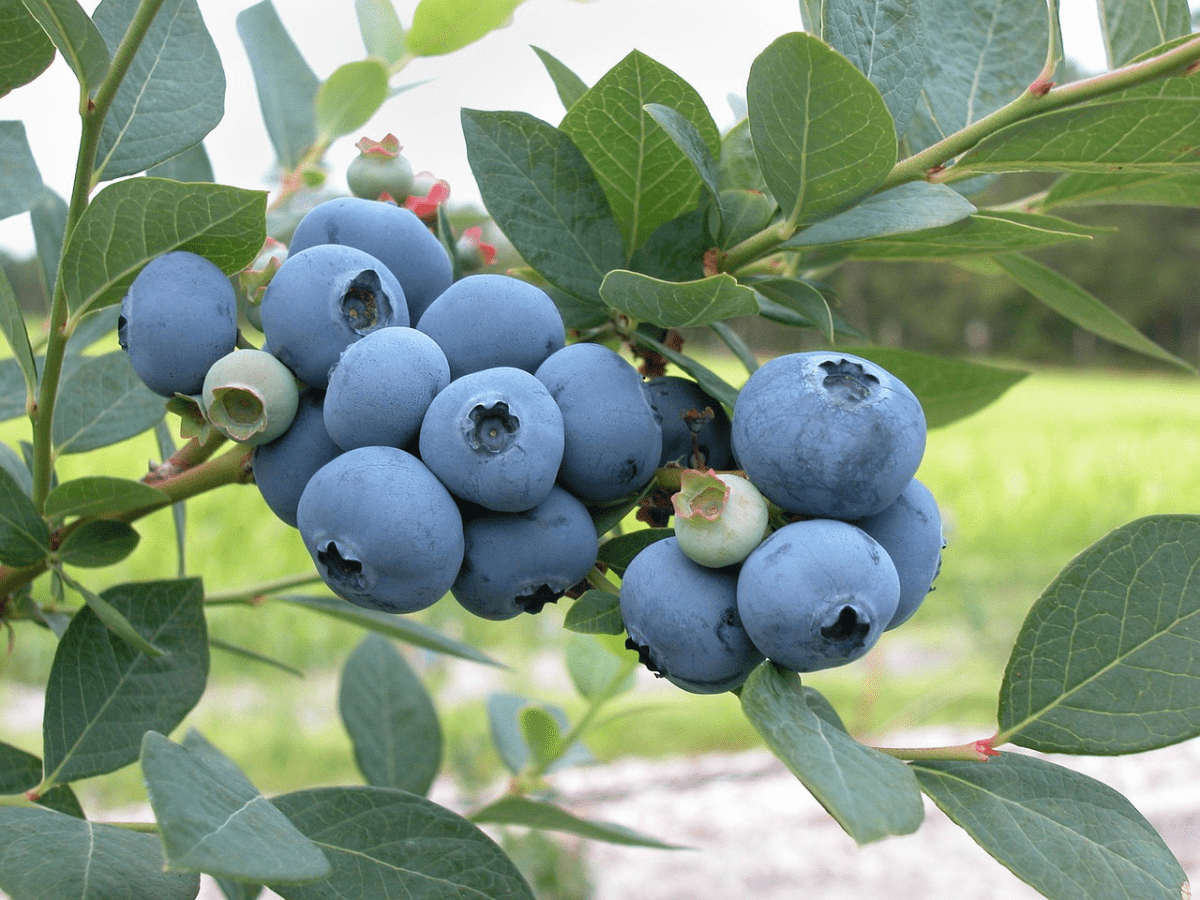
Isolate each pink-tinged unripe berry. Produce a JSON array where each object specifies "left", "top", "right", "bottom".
[{"left": 672, "top": 469, "right": 770, "bottom": 568}]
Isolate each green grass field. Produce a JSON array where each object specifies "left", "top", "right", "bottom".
[{"left": 3, "top": 360, "right": 1200, "bottom": 807}]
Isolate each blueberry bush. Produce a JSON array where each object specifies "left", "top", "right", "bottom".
[{"left": 0, "top": 0, "right": 1198, "bottom": 898}]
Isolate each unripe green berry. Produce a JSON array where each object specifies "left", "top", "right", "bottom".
[
  {"left": 672, "top": 469, "right": 770, "bottom": 567},
  {"left": 346, "top": 134, "right": 415, "bottom": 202},
  {"left": 202, "top": 349, "right": 300, "bottom": 445}
]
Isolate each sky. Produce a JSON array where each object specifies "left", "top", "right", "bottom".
[{"left": 0, "top": 0, "right": 1113, "bottom": 259}]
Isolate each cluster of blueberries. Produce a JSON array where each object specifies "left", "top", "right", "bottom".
[{"left": 118, "top": 194, "right": 944, "bottom": 696}]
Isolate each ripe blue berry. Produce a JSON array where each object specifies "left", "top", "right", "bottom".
[
  {"left": 415, "top": 274, "right": 565, "bottom": 378},
  {"left": 419, "top": 367, "right": 564, "bottom": 512},
  {"left": 737, "top": 519, "right": 900, "bottom": 672},
  {"left": 252, "top": 389, "right": 343, "bottom": 528},
  {"left": 646, "top": 376, "right": 734, "bottom": 469},
  {"left": 732, "top": 351, "right": 926, "bottom": 519},
  {"left": 118, "top": 250, "right": 238, "bottom": 397},
  {"left": 260, "top": 243, "right": 408, "bottom": 389},
  {"left": 452, "top": 486, "right": 599, "bottom": 621},
  {"left": 296, "top": 446, "right": 464, "bottom": 613},
  {"left": 620, "top": 537, "right": 764, "bottom": 694},
  {"left": 534, "top": 343, "right": 663, "bottom": 503},
  {"left": 323, "top": 326, "right": 450, "bottom": 451}
]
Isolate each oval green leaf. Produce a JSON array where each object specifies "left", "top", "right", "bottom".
[
  {"left": 406, "top": 0, "right": 523, "bottom": 57},
  {"left": 0, "top": 0, "right": 56, "bottom": 99},
  {"left": 563, "top": 590, "right": 624, "bottom": 635},
  {"left": 315, "top": 59, "right": 389, "bottom": 143},
  {"left": 45, "top": 476, "right": 169, "bottom": 520},
  {"left": 600, "top": 270, "right": 759, "bottom": 329},
  {"left": 470, "top": 795, "right": 686, "bottom": 849},
  {"left": 19, "top": 0, "right": 110, "bottom": 92},
  {"left": 0, "top": 465, "right": 50, "bottom": 567},
  {"left": 51, "top": 351, "right": 166, "bottom": 454},
  {"left": 57, "top": 520, "right": 140, "bottom": 568},
  {"left": 0, "top": 121, "right": 44, "bottom": 221},
  {"left": 784, "top": 182, "right": 976, "bottom": 248}
]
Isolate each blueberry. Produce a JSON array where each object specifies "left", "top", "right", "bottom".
[
  {"left": 451, "top": 486, "right": 599, "bottom": 621},
  {"left": 288, "top": 196, "right": 453, "bottom": 323},
  {"left": 646, "top": 375, "right": 734, "bottom": 469},
  {"left": 296, "top": 445, "right": 464, "bottom": 613},
  {"left": 534, "top": 343, "right": 663, "bottom": 503},
  {"left": 260, "top": 243, "right": 408, "bottom": 388},
  {"left": 415, "top": 274, "right": 565, "bottom": 378},
  {"left": 731, "top": 351, "right": 926, "bottom": 519},
  {"left": 852, "top": 477, "right": 945, "bottom": 630},
  {"left": 252, "top": 389, "right": 343, "bottom": 527},
  {"left": 118, "top": 250, "right": 238, "bottom": 397},
  {"left": 419, "top": 366, "right": 564, "bottom": 512},
  {"left": 736, "top": 519, "right": 900, "bottom": 672},
  {"left": 672, "top": 470, "right": 769, "bottom": 568},
  {"left": 323, "top": 326, "right": 451, "bottom": 451},
  {"left": 620, "top": 537, "right": 764, "bottom": 694}
]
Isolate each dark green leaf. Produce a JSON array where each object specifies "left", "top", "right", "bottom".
[
  {"left": 209, "top": 637, "right": 304, "bottom": 678},
  {"left": 597, "top": 527, "right": 674, "bottom": 575},
  {"left": 216, "top": 878, "right": 265, "bottom": 900},
  {"left": 269, "top": 786, "right": 536, "bottom": 900},
  {"left": 644, "top": 101, "right": 722, "bottom": 203},
  {"left": 0, "top": 362, "right": 28, "bottom": 422},
  {"left": 236, "top": 0, "right": 318, "bottom": 169},
  {"left": 58, "top": 567, "right": 163, "bottom": 657},
  {"left": 338, "top": 633, "right": 442, "bottom": 796},
  {"left": 1043, "top": 170, "right": 1200, "bottom": 207},
  {"left": 355, "top": 0, "right": 405, "bottom": 65},
  {"left": 995, "top": 253, "right": 1194, "bottom": 372},
  {"left": 561, "top": 51, "right": 719, "bottom": 256},
  {"left": 0, "top": 742, "right": 83, "bottom": 818},
  {"left": 92, "top": 0, "right": 225, "bottom": 181},
  {"left": 565, "top": 633, "right": 635, "bottom": 701},
  {"left": 585, "top": 483, "right": 654, "bottom": 538},
  {"left": 0, "top": 0, "right": 55, "bottom": 98},
  {"left": 58, "top": 177, "right": 266, "bottom": 315},
  {"left": 51, "top": 350, "right": 166, "bottom": 454},
  {"left": 281, "top": 594, "right": 504, "bottom": 667},
  {"left": 844, "top": 346, "right": 1029, "bottom": 429},
  {"left": 997, "top": 514, "right": 1200, "bottom": 754},
  {"left": 716, "top": 117, "right": 767, "bottom": 195},
  {"left": 563, "top": 590, "right": 624, "bottom": 635},
  {"left": 0, "top": 121, "right": 43, "bottom": 221},
  {"left": 740, "top": 663, "right": 924, "bottom": 844},
  {"left": 1098, "top": 0, "right": 1191, "bottom": 67},
  {"left": 747, "top": 32, "right": 896, "bottom": 228},
  {"left": 147, "top": 141, "right": 215, "bottom": 183},
  {"left": 19, "top": 0, "right": 109, "bottom": 92},
  {"left": 30, "top": 185, "right": 68, "bottom": 296},
  {"left": 406, "top": 0, "right": 523, "bottom": 56},
  {"left": 0, "top": 443, "right": 32, "bottom": 497},
  {"left": 0, "top": 465, "right": 49, "bottom": 567},
  {"left": 914, "top": 753, "right": 1188, "bottom": 900},
  {"left": 709, "top": 320, "right": 758, "bottom": 375},
  {"left": 0, "top": 806, "right": 199, "bottom": 899},
  {"left": 0, "top": 270, "right": 35, "bottom": 408},
  {"left": 784, "top": 182, "right": 976, "bottom": 248},
  {"left": 834, "top": 210, "right": 1097, "bottom": 259},
  {"left": 600, "top": 270, "right": 758, "bottom": 329},
  {"left": 630, "top": 331, "right": 740, "bottom": 411},
  {"left": 45, "top": 476, "right": 168, "bottom": 519},
  {"left": 463, "top": 108, "right": 625, "bottom": 304},
  {"left": 57, "top": 520, "right": 139, "bottom": 567},
  {"left": 627, "top": 207, "right": 709, "bottom": 282},
  {"left": 314, "top": 59, "right": 389, "bottom": 143},
  {"left": 471, "top": 795, "right": 686, "bottom": 849},
  {"left": 42, "top": 578, "right": 209, "bottom": 785},
  {"left": 142, "top": 730, "right": 331, "bottom": 882},
  {"left": 750, "top": 276, "right": 839, "bottom": 340},
  {"left": 531, "top": 44, "right": 587, "bottom": 111}
]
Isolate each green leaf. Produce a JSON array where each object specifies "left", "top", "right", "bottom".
[
  {"left": 355, "top": 0, "right": 405, "bottom": 65},
  {"left": 487, "top": 693, "right": 592, "bottom": 775},
  {"left": 630, "top": 330, "right": 740, "bottom": 411},
  {"left": 281, "top": 593, "right": 504, "bottom": 667},
  {"left": 470, "top": 796, "right": 686, "bottom": 849},
  {"left": 30, "top": 185, "right": 68, "bottom": 294},
  {"left": 0, "top": 0, "right": 55, "bottom": 98},
  {"left": 746, "top": 32, "right": 896, "bottom": 229},
  {"left": 314, "top": 59, "right": 389, "bottom": 143},
  {"left": 338, "top": 633, "right": 442, "bottom": 796},
  {"left": 462, "top": 108, "right": 625, "bottom": 304},
  {"left": 739, "top": 663, "right": 924, "bottom": 844},
  {"left": 406, "top": 0, "right": 523, "bottom": 56},
  {"left": 599, "top": 270, "right": 758, "bottom": 329},
  {"left": 66, "top": 305, "right": 120, "bottom": 354},
  {"left": 19, "top": 0, "right": 110, "bottom": 92},
  {"left": 716, "top": 117, "right": 768, "bottom": 195},
  {"left": 0, "top": 121, "right": 43, "bottom": 221},
  {"left": 914, "top": 753, "right": 1189, "bottom": 900},
  {"left": 236, "top": 0, "right": 319, "bottom": 169},
  {"left": 269, "top": 786, "right": 536, "bottom": 900},
  {"left": 531, "top": 44, "right": 587, "bottom": 111},
  {"left": 57, "top": 567, "right": 164, "bottom": 657},
  {"left": 821, "top": 0, "right": 927, "bottom": 137},
  {"left": 0, "top": 465, "right": 49, "bottom": 567},
  {"left": 0, "top": 742, "right": 84, "bottom": 818},
  {"left": 92, "top": 0, "right": 225, "bottom": 181},
  {"left": 559, "top": 51, "right": 719, "bottom": 258},
  {"left": 784, "top": 182, "right": 976, "bottom": 248},
  {"left": 42, "top": 578, "right": 209, "bottom": 786},
  {"left": 1098, "top": 0, "right": 1191, "bottom": 67},
  {"left": 0, "top": 806, "right": 199, "bottom": 900},
  {"left": 0, "top": 443, "right": 31, "bottom": 498},
  {"left": 45, "top": 476, "right": 169, "bottom": 520},
  {"left": 750, "top": 276, "right": 840, "bottom": 340},
  {"left": 627, "top": 207, "right": 709, "bottom": 282},
  {"left": 209, "top": 637, "right": 303, "bottom": 678},
  {"left": 215, "top": 878, "right": 265, "bottom": 900},
  {"left": 142, "top": 730, "right": 331, "bottom": 882},
  {"left": 995, "top": 253, "right": 1195, "bottom": 372},
  {"left": 0, "top": 270, "right": 35, "bottom": 410},
  {"left": 997, "top": 514, "right": 1200, "bottom": 754},
  {"left": 563, "top": 589, "right": 624, "bottom": 635},
  {"left": 954, "top": 97, "right": 1200, "bottom": 177},
  {"left": 57, "top": 520, "right": 139, "bottom": 567},
  {"left": 51, "top": 350, "right": 166, "bottom": 454},
  {"left": 834, "top": 210, "right": 1097, "bottom": 260},
  {"left": 58, "top": 177, "right": 266, "bottom": 316},
  {"left": 596, "top": 527, "right": 674, "bottom": 575},
  {"left": 520, "top": 706, "right": 564, "bottom": 769},
  {"left": 565, "top": 633, "right": 635, "bottom": 702},
  {"left": 908, "top": 0, "right": 1047, "bottom": 151},
  {"left": 0, "top": 361, "right": 29, "bottom": 423},
  {"left": 844, "top": 346, "right": 1029, "bottom": 429},
  {"left": 1043, "top": 170, "right": 1200, "bottom": 208},
  {"left": 643, "top": 101, "right": 722, "bottom": 204},
  {"left": 148, "top": 141, "right": 215, "bottom": 183}
]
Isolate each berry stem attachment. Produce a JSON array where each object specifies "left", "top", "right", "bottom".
[{"left": 872, "top": 736, "right": 1003, "bottom": 762}]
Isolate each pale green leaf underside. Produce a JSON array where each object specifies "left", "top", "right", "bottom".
[{"left": 600, "top": 270, "right": 759, "bottom": 328}]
